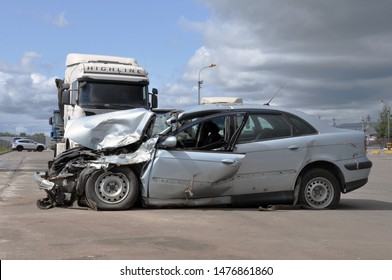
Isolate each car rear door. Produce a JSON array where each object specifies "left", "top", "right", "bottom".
[{"left": 232, "top": 111, "right": 309, "bottom": 193}]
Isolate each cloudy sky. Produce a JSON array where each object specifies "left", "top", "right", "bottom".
[{"left": 1, "top": 0, "right": 391, "bottom": 135}]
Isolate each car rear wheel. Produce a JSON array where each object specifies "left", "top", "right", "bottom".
[
  {"left": 16, "top": 146, "right": 23, "bottom": 152},
  {"left": 85, "top": 167, "right": 139, "bottom": 210},
  {"left": 299, "top": 168, "right": 340, "bottom": 209},
  {"left": 37, "top": 146, "right": 44, "bottom": 152}
]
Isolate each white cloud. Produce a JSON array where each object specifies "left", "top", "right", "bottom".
[
  {"left": 53, "top": 11, "right": 69, "bottom": 28},
  {"left": 20, "top": 51, "right": 41, "bottom": 71},
  {"left": 0, "top": 52, "right": 57, "bottom": 134},
  {"left": 3, "top": 0, "right": 392, "bottom": 135},
  {"left": 165, "top": 0, "right": 392, "bottom": 124}
]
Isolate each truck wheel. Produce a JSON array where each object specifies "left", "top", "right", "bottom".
[
  {"left": 299, "top": 168, "right": 341, "bottom": 209},
  {"left": 85, "top": 167, "right": 139, "bottom": 210}
]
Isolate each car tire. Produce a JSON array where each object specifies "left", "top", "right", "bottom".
[
  {"left": 299, "top": 168, "right": 341, "bottom": 209},
  {"left": 85, "top": 167, "right": 139, "bottom": 210},
  {"left": 37, "top": 146, "right": 44, "bottom": 152},
  {"left": 16, "top": 146, "right": 23, "bottom": 152}
]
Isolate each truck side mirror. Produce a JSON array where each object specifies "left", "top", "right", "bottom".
[
  {"left": 150, "top": 88, "right": 158, "bottom": 109},
  {"left": 62, "top": 83, "right": 70, "bottom": 91},
  {"left": 62, "top": 90, "right": 71, "bottom": 105}
]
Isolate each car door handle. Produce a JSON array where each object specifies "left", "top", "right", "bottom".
[
  {"left": 221, "top": 159, "right": 238, "bottom": 165},
  {"left": 288, "top": 145, "right": 299, "bottom": 150}
]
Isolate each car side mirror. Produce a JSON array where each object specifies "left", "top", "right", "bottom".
[{"left": 157, "top": 136, "right": 177, "bottom": 149}]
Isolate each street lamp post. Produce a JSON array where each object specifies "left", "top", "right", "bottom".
[
  {"left": 380, "top": 99, "right": 390, "bottom": 144},
  {"left": 198, "top": 64, "right": 216, "bottom": 105}
]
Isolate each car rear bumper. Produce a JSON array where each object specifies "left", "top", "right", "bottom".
[
  {"left": 339, "top": 157, "right": 372, "bottom": 193},
  {"left": 343, "top": 178, "right": 368, "bottom": 193}
]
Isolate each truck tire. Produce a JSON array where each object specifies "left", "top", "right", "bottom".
[{"left": 85, "top": 167, "right": 139, "bottom": 210}]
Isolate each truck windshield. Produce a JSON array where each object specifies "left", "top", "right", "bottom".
[{"left": 78, "top": 81, "right": 148, "bottom": 109}]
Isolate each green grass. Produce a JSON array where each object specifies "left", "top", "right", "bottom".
[{"left": 0, "top": 146, "right": 11, "bottom": 153}]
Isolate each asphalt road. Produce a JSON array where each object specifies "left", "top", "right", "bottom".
[{"left": 0, "top": 150, "right": 391, "bottom": 260}]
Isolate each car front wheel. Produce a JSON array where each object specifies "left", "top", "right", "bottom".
[
  {"left": 299, "top": 168, "right": 340, "bottom": 209},
  {"left": 85, "top": 167, "right": 139, "bottom": 210}
]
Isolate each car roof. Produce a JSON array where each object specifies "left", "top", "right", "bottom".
[
  {"left": 178, "top": 102, "right": 306, "bottom": 116},
  {"left": 176, "top": 103, "right": 340, "bottom": 133},
  {"left": 15, "top": 138, "right": 45, "bottom": 143}
]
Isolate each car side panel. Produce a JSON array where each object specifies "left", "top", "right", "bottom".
[
  {"left": 144, "top": 150, "right": 245, "bottom": 199},
  {"left": 297, "top": 132, "right": 371, "bottom": 188},
  {"left": 233, "top": 136, "right": 308, "bottom": 193},
  {"left": 26, "top": 141, "right": 36, "bottom": 150}
]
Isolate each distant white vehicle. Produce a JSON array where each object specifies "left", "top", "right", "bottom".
[{"left": 12, "top": 139, "right": 46, "bottom": 152}]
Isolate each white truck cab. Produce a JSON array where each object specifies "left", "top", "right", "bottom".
[{"left": 56, "top": 53, "right": 158, "bottom": 154}]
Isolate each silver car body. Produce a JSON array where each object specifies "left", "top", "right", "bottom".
[
  {"left": 34, "top": 103, "right": 372, "bottom": 210},
  {"left": 140, "top": 104, "right": 371, "bottom": 207}
]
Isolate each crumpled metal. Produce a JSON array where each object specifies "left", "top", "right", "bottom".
[
  {"left": 89, "top": 138, "right": 158, "bottom": 169},
  {"left": 65, "top": 108, "right": 155, "bottom": 150}
]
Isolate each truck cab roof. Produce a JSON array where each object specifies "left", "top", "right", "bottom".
[{"left": 66, "top": 53, "right": 138, "bottom": 67}]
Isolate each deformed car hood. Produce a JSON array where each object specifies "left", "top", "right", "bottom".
[{"left": 65, "top": 108, "right": 155, "bottom": 150}]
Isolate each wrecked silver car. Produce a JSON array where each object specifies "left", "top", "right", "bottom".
[{"left": 34, "top": 104, "right": 372, "bottom": 210}]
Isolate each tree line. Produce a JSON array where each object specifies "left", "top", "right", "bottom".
[{"left": 0, "top": 132, "right": 46, "bottom": 138}]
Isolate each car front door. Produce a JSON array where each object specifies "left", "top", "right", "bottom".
[
  {"left": 142, "top": 113, "right": 246, "bottom": 201},
  {"left": 21, "top": 140, "right": 35, "bottom": 150},
  {"left": 28, "top": 140, "right": 37, "bottom": 150}
]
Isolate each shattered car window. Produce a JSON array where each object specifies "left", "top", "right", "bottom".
[
  {"left": 170, "top": 115, "right": 227, "bottom": 150},
  {"left": 151, "top": 112, "right": 173, "bottom": 136}
]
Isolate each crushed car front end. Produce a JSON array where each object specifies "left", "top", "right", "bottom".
[{"left": 34, "top": 108, "right": 159, "bottom": 210}]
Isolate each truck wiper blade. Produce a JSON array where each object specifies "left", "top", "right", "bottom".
[
  {"left": 81, "top": 104, "right": 108, "bottom": 109},
  {"left": 107, "top": 104, "right": 135, "bottom": 109}
]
